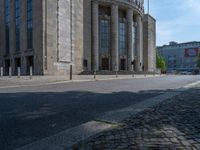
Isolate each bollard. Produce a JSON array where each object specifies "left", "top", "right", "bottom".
[
  {"left": 94, "top": 70, "right": 96, "bottom": 79},
  {"left": 132, "top": 71, "right": 134, "bottom": 78},
  {"left": 9, "top": 67, "right": 12, "bottom": 78},
  {"left": 30, "top": 66, "right": 33, "bottom": 79},
  {"left": 0, "top": 67, "right": 3, "bottom": 77},
  {"left": 70, "top": 65, "right": 73, "bottom": 80},
  {"left": 116, "top": 71, "right": 118, "bottom": 78},
  {"left": 17, "top": 67, "right": 20, "bottom": 78}
]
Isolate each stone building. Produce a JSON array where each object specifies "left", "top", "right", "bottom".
[
  {"left": 0, "top": 0, "right": 156, "bottom": 75},
  {"left": 158, "top": 41, "right": 200, "bottom": 72}
]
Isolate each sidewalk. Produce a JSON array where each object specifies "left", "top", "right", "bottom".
[
  {"left": 73, "top": 86, "right": 200, "bottom": 150},
  {"left": 0, "top": 74, "right": 162, "bottom": 88}
]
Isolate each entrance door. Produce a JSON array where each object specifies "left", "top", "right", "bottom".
[
  {"left": 15, "top": 58, "right": 21, "bottom": 75},
  {"left": 5, "top": 59, "right": 10, "bottom": 76},
  {"left": 26, "top": 56, "right": 34, "bottom": 75},
  {"left": 102, "top": 58, "right": 109, "bottom": 70},
  {"left": 120, "top": 59, "right": 126, "bottom": 70}
]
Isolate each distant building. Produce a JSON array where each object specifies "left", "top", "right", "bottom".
[
  {"left": 157, "top": 41, "right": 200, "bottom": 72},
  {"left": 0, "top": 0, "right": 156, "bottom": 75}
]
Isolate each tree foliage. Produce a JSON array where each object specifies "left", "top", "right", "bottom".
[{"left": 156, "top": 52, "right": 166, "bottom": 72}]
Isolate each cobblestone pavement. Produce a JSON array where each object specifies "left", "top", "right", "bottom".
[{"left": 73, "top": 87, "right": 200, "bottom": 150}]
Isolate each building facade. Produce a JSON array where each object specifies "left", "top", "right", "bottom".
[
  {"left": 157, "top": 41, "right": 200, "bottom": 72},
  {"left": 0, "top": 0, "right": 156, "bottom": 75}
]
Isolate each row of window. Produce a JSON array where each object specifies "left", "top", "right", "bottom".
[
  {"left": 4, "top": 0, "right": 33, "bottom": 54},
  {"left": 99, "top": 19, "right": 136, "bottom": 56}
]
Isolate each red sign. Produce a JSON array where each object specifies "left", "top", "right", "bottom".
[{"left": 185, "top": 48, "right": 199, "bottom": 57}]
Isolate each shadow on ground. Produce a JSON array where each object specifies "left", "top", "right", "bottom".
[{"left": 0, "top": 89, "right": 174, "bottom": 150}]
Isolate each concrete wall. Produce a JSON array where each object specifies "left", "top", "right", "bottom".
[
  {"left": 42, "top": 0, "right": 58, "bottom": 75},
  {"left": 83, "top": 0, "right": 92, "bottom": 71},
  {"left": 42, "top": 0, "right": 84, "bottom": 75},
  {"left": 143, "top": 14, "right": 156, "bottom": 72},
  {"left": 32, "top": 0, "right": 43, "bottom": 75},
  {"left": 71, "top": 0, "right": 84, "bottom": 74}
]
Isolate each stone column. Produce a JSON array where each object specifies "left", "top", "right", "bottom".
[
  {"left": 111, "top": 4, "right": 119, "bottom": 71},
  {"left": 136, "top": 15, "right": 143, "bottom": 71},
  {"left": 92, "top": 1, "right": 99, "bottom": 71},
  {"left": 127, "top": 9, "right": 134, "bottom": 71},
  {"left": 0, "top": 0, "right": 5, "bottom": 68}
]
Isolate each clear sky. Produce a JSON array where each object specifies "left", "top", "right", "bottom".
[{"left": 144, "top": 0, "right": 200, "bottom": 46}]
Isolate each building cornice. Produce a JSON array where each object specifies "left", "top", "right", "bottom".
[{"left": 93, "top": 0, "right": 144, "bottom": 16}]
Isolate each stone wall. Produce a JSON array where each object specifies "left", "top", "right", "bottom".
[
  {"left": 72, "top": 0, "right": 84, "bottom": 74},
  {"left": 83, "top": 0, "right": 92, "bottom": 71},
  {"left": 43, "top": 0, "right": 84, "bottom": 75},
  {"left": 143, "top": 14, "right": 156, "bottom": 72}
]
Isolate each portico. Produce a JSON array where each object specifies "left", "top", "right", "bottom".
[{"left": 92, "top": 0, "right": 144, "bottom": 72}]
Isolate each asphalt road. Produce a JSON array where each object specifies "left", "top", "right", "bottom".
[{"left": 0, "top": 75, "right": 200, "bottom": 150}]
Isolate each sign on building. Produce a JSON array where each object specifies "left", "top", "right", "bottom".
[{"left": 185, "top": 48, "right": 199, "bottom": 57}]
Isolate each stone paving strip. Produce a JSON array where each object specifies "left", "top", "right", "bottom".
[{"left": 73, "top": 88, "right": 200, "bottom": 150}]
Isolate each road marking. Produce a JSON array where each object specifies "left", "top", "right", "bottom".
[{"left": 183, "top": 80, "right": 200, "bottom": 89}]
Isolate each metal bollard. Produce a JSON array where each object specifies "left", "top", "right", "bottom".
[
  {"left": 30, "top": 66, "right": 33, "bottom": 79},
  {"left": 9, "top": 67, "right": 12, "bottom": 78},
  {"left": 0, "top": 67, "right": 3, "bottom": 77},
  {"left": 94, "top": 70, "right": 96, "bottom": 79},
  {"left": 70, "top": 65, "right": 73, "bottom": 80},
  {"left": 116, "top": 71, "right": 118, "bottom": 78},
  {"left": 17, "top": 67, "right": 20, "bottom": 78}
]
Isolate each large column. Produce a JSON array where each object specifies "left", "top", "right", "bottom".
[
  {"left": 127, "top": 9, "right": 134, "bottom": 71},
  {"left": 136, "top": 15, "right": 143, "bottom": 71},
  {"left": 111, "top": 4, "right": 119, "bottom": 71},
  {"left": 92, "top": 1, "right": 99, "bottom": 71}
]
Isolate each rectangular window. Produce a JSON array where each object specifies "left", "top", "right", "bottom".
[
  {"left": 27, "top": 0, "right": 33, "bottom": 49},
  {"left": 15, "top": 0, "right": 20, "bottom": 51},
  {"left": 119, "top": 22, "right": 126, "bottom": 55},
  {"left": 5, "top": 0, "right": 10, "bottom": 54},
  {"left": 100, "top": 19, "right": 110, "bottom": 55}
]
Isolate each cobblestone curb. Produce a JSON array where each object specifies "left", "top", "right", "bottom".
[{"left": 73, "top": 88, "right": 200, "bottom": 150}]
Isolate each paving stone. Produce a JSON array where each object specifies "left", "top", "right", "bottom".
[{"left": 73, "top": 88, "right": 200, "bottom": 149}]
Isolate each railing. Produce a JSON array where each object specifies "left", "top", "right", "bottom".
[
  {"left": 94, "top": 0, "right": 144, "bottom": 14},
  {"left": 122, "top": 0, "right": 144, "bottom": 12}
]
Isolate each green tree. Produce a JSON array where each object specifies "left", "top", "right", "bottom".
[{"left": 156, "top": 52, "right": 166, "bottom": 72}]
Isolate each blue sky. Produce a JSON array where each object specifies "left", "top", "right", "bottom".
[{"left": 144, "top": 0, "right": 200, "bottom": 46}]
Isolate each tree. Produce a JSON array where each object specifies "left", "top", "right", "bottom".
[{"left": 156, "top": 52, "right": 166, "bottom": 72}]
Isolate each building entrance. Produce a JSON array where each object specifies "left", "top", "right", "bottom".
[
  {"left": 26, "top": 56, "right": 34, "bottom": 75},
  {"left": 5, "top": 59, "right": 10, "bottom": 76},
  {"left": 15, "top": 58, "right": 21, "bottom": 75},
  {"left": 120, "top": 59, "right": 126, "bottom": 70},
  {"left": 101, "top": 58, "right": 109, "bottom": 70}
]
